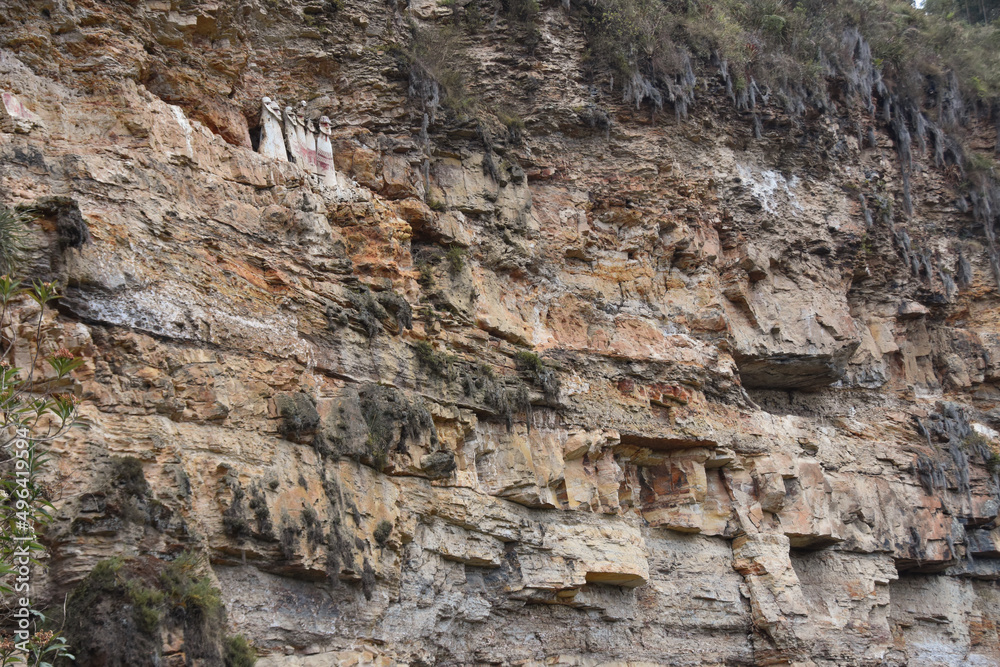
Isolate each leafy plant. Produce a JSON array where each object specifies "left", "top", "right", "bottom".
[
  {"left": 0, "top": 618, "right": 74, "bottom": 666},
  {"left": 0, "top": 206, "right": 83, "bottom": 665}
]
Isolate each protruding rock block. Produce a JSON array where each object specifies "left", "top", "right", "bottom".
[
  {"left": 415, "top": 518, "right": 505, "bottom": 568},
  {"left": 732, "top": 532, "right": 810, "bottom": 648},
  {"left": 516, "top": 514, "right": 649, "bottom": 592},
  {"left": 898, "top": 300, "right": 930, "bottom": 319},
  {"left": 735, "top": 350, "right": 857, "bottom": 390},
  {"left": 775, "top": 461, "right": 843, "bottom": 549}
]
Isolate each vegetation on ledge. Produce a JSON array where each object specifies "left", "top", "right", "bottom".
[{"left": 577, "top": 0, "right": 1000, "bottom": 121}]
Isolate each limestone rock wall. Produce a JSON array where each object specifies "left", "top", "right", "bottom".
[{"left": 1, "top": 0, "right": 999, "bottom": 665}]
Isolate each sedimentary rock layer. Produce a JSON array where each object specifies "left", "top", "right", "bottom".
[{"left": 0, "top": 0, "right": 999, "bottom": 665}]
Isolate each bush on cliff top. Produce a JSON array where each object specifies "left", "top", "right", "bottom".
[
  {"left": 408, "top": 24, "right": 476, "bottom": 117},
  {"left": 578, "top": 0, "right": 1000, "bottom": 118},
  {"left": 573, "top": 0, "right": 1000, "bottom": 288},
  {"left": 926, "top": 0, "right": 1000, "bottom": 24}
]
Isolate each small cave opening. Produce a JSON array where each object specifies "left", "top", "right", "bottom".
[{"left": 249, "top": 123, "right": 261, "bottom": 153}]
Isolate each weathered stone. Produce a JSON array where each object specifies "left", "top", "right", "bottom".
[{"left": 1, "top": 3, "right": 998, "bottom": 665}]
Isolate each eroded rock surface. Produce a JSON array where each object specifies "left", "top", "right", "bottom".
[{"left": 1, "top": 0, "right": 999, "bottom": 665}]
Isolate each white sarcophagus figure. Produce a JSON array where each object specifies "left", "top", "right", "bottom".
[
  {"left": 255, "top": 96, "right": 338, "bottom": 189},
  {"left": 294, "top": 101, "right": 309, "bottom": 167},
  {"left": 304, "top": 118, "right": 319, "bottom": 174},
  {"left": 0, "top": 91, "right": 43, "bottom": 134},
  {"left": 282, "top": 105, "right": 301, "bottom": 165},
  {"left": 317, "top": 116, "right": 338, "bottom": 188},
  {"left": 259, "top": 97, "right": 287, "bottom": 161}
]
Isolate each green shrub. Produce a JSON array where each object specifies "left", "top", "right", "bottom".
[
  {"left": 408, "top": 25, "right": 477, "bottom": 115},
  {"left": 279, "top": 510, "right": 300, "bottom": 559},
  {"left": 925, "top": 0, "right": 1000, "bottom": 24},
  {"left": 577, "top": 0, "right": 1000, "bottom": 117},
  {"left": 361, "top": 558, "right": 377, "bottom": 601},
  {"left": 464, "top": 363, "right": 532, "bottom": 431},
  {"left": 347, "top": 285, "right": 412, "bottom": 336},
  {"left": 502, "top": 0, "right": 539, "bottom": 22},
  {"left": 0, "top": 205, "right": 29, "bottom": 275},
  {"left": 417, "top": 262, "right": 435, "bottom": 288},
  {"left": 275, "top": 392, "right": 320, "bottom": 441},
  {"left": 415, "top": 340, "right": 459, "bottom": 379},
  {"left": 359, "top": 385, "right": 437, "bottom": 470},
  {"left": 373, "top": 519, "right": 393, "bottom": 546},
  {"left": 377, "top": 289, "right": 414, "bottom": 331},
  {"left": 223, "top": 483, "right": 251, "bottom": 540},
  {"left": 247, "top": 483, "right": 274, "bottom": 537},
  {"left": 501, "top": 0, "right": 541, "bottom": 51},
  {"left": 348, "top": 285, "right": 389, "bottom": 337},
  {"left": 446, "top": 246, "right": 466, "bottom": 273},
  {"left": 161, "top": 552, "right": 223, "bottom": 616},
  {"left": 302, "top": 505, "right": 325, "bottom": 546},
  {"left": 102, "top": 456, "right": 174, "bottom": 528},
  {"left": 514, "top": 350, "right": 560, "bottom": 399},
  {"left": 966, "top": 151, "right": 996, "bottom": 178},
  {"left": 498, "top": 109, "right": 527, "bottom": 143},
  {"left": 62, "top": 558, "right": 163, "bottom": 663},
  {"left": 225, "top": 635, "right": 258, "bottom": 667},
  {"left": 63, "top": 554, "right": 228, "bottom": 666},
  {"left": 514, "top": 350, "right": 544, "bottom": 374},
  {"left": 109, "top": 456, "right": 149, "bottom": 496},
  {"left": 861, "top": 232, "right": 876, "bottom": 256},
  {"left": 34, "top": 196, "right": 91, "bottom": 251},
  {"left": 962, "top": 431, "right": 993, "bottom": 451},
  {"left": 421, "top": 450, "right": 458, "bottom": 479},
  {"left": 985, "top": 452, "right": 1000, "bottom": 476}
]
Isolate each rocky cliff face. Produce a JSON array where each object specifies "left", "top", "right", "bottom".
[{"left": 1, "top": 0, "right": 1000, "bottom": 665}]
